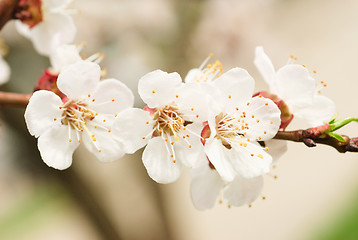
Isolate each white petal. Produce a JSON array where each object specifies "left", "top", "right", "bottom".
[
  {"left": 82, "top": 126, "right": 126, "bottom": 162},
  {"left": 276, "top": 64, "right": 315, "bottom": 110},
  {"left": 184, "top": 68, "right": 201, "bottom": 83},
  {"left": 24, "top": 90, "right": 63, "bottom": 138},
  {"left": 264, "top": 139, "right": 288, "bottom": 164},
  {"left": 0, "top": 56, "right": 10, "bottom": 84},
  {"left": 190, "top": 164, "right": 224, "bottom": 210},
  {"left": 254, "top": 46, "right": 276, "bottom": 88},
  {"left": 174, "top": 123, "right": 207, "bottom": 168},
  {"left": 241, "top": 96, "right": 280, "bottom": 141},
  {"left": 15, "top": 21, "right": 31, "bottom": 38},
  {"left": 113, "top": 108, "right": 154, "bottom": 154},
  {"left": 90, "top": 78, "right": 134, "bottom": 114},
  {"left": 214, "top": 68, "right": 255, "bottom": 112},
  {"left": 231, "top": 141, "right": 272, "bottom": 178},
  {"left": 176, "top": 83, "right": 211, "bottom": 123},
  {"left": 50, "top": 44, "right": 81, "bottom": 73},
  {"left": 224, "top": 175, "right": 263, "bottom": 207},
  {"left": 38, "top": 125, "right": 79, "bottom": 170},
  {"left": 294, "top": 94, "right": 336, "bottom": 126},
  {"left": 138, "top": 70, "right": 182, "bottom": 108},
  {"left": 204, "top": 138, "right": 236, "bottom": 182},
  {"left": 30, "top": 12, "right": 76, "bottom": 56},
  {"left": 57, "top": 61, "right": 101, "bottom": 98},
  {"left": 142, "top": 137, "right": 183, "bottom": 184}
]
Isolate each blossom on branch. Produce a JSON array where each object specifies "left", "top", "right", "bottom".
[
  {"left": 25, "top": 61, "right": 134, "bottom": 169},
  {"left": 15, "top": 0, "right": 77, "bottom": 56},
  {"left": 185, "top": 66, "right": 281, "bottom": 209},
  {"left": 254, "top": 46, "right": 336, "bottom": 127},
  {"left": 113, "top": 70, "right": 210, "bottom": 184}
]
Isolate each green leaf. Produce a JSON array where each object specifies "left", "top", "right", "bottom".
[
  {"left": 330, "top": 117, "right": 358, "bottom": 132},
  {"left": 328, "top": 132, "right": 346, "bottom": 142},
  {"left": 328, "top": 113, "right": 339, "bottom": 124}
]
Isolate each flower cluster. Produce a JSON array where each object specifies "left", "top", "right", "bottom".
[
  {"left": 20, "top": 29, "right": 335, "bottom": 210},
  {"left": 0, "top": 0, "right": 341, "bottom": 212}
]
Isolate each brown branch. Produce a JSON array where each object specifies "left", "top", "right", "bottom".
[
  {"left": 0, "top": 0, "right": 19, "bottom": 30},
  {"left": 274, "top": 128, "right": 358, "bottom": 153},
  {"left": 0, "top": 91, "right": 31, "bottom": 107}
]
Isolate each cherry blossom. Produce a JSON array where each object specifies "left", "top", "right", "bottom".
[
  {"left": 16, "top": 0, "right": 77, "bottom": 56},
  {"left": 254, "top": 46, "right": 336, "bottom": 127},
  {"left": 113, "top": 70, "right": 210, "bottom": 184},
  {"left": 200, "top": 67, "right": 281, "bottom": 182},
  {"left": 25, "top": 61, "right": 134, "bottom": 169}
]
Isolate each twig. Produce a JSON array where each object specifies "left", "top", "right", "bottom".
[
  {"left": 0, "top": 0, "right": 19, "bottom": 30},
  {"left": 0, "top": 91, "right": 31, "bottom": 108},
  {"left": 274, "top": 128, "right": 358, "bottom": 153}
]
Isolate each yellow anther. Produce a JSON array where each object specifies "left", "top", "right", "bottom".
[
  {"left": 53, "top": 117, "right": 57, "bottom": 121},
  {"left": 270, "top": 121, "right": 273, "bottom": 124},
  {"left": 173, "top": 160, "right": 176, "bottom": 163},
  {"left": 69, "top": 139, "right": 72, "bottom": 142},
  {"left": 175, "top": 136, "right": 179, "bottom": 141},
  {"left": 98, "top": 150, "right": 102, "bottom": 153},
  {"left": 265, "top": 102, "right": 268, "bottom": 106},
  {"left": 189, "top": 145, "right": 192, "bottom": 148},
  {"left": 111, "top": 98, "right": 115, "bottom": 102},
  {"left": 265, "top": 147, "right": 269, "bottom": 151},
  {"left": 264, "top": 131, "right": 267, "bottom": 134},
  {"left": 228, "top": 95, "right": 232, "bottom": 99},
  {"left": 142, "top": 136, "right": 145, "bottom": 139},
  {"left": 88, "top": 94, "right": 91, "bottom": 97},
  {"left": 176, "top": 94, "right": 179, "bottom": 98},
  {"left": 257, "top": 154, "right": 263, "bottom": 159},
  {"left": 152, "top": 90, "right": 156, "bottom": 94},
  {"left": 92, "top": 99, "right": 95, "bottom": 102}
]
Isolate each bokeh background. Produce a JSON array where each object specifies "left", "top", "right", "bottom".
[{"left": 1, "top": 0, "right": 358, "bottom": 239}]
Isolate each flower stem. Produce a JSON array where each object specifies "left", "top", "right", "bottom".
[{"left": 0, "top": 91, "right": 31, "bottom": 108}]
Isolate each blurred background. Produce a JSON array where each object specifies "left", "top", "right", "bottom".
[{"left": 1, "top": 0, "right": 358, "bottom": 239}]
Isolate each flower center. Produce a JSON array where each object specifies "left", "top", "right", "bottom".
[
  {"left": 55, "top": 97, "right": 110, "bottom": 152},
  {"left": 153, "top": 105, "right": 184, "bottom": 140},
  {"left": 193, "top": 54, "right": 223, "bottom": 83},
  {"left": 215, "top": 113, "right": 241, "bottom": 148}
]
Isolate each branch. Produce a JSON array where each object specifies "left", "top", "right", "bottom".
[
  {"left": 274, "top": 128, "right": 358, "bottom": 153},
  {"left": 0, "top": 0, "right": 19, "bottom": 30},
  {"left": 0, "top": 91, "right": 31, "bottom": 108}
]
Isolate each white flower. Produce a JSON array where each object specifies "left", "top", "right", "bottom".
[
  {"left": 0, "top": 55, "right": 10, "bottom": 85},
  {"left": 190, "top": 162, "right": 263, "bottom": 210},
  {"left": 201, "top": 67, "right": 281, "bottom": 182},
  {"left": 16, "top": 0, "right": 76, "bottom": 56},
  {"left": 254, "top": 46, "right": 336, "bottom": 127},
  {"left": 25, "top": 61, "right": 134, "bottom": 169},
  {"left": 113, "top": 70, "right": 209, "bottom": 184}
]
